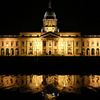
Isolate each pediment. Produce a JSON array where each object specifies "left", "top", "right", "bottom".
[{"left": 41, "top": 32, "right": 59, "bottom": 38}]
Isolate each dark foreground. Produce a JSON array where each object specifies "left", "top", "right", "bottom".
[
  {"left": 0, "top": 56, "right": 100, "bottom": 74},
  {"left": 0, "top": 87, "right": 100, "bottom": 100}
]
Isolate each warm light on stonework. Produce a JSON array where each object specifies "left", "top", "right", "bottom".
[{"left": 0, "top": 2, "right": 100, "bottom": 56}]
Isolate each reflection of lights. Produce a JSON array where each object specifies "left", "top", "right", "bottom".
[
  {"left": 52, "top": 93, "right": 55, "bottom": 96},
  {"left": 1, "top": 75, "right": 100, "bottom": 93},
  {"left": 63, "top": 83, "right": 66, "bottom": 87}
]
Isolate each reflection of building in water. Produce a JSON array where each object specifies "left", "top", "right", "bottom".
[
  {"left": 0, "top": 75, "right": 17, "bottom": 88},
  {"left": 27, "top": 75, "right": 43, "bottom": 93},
  {"left": 84, "top": 75, "right": 100, "bottom": 88},
  {"left": 56, "top": 75, "right": 82, "bottom": 92},
  {"left": 46, "top": 75, "right": 58, "bottom": 85},
  {"left": 0, "top": 75, "right": 43, "bottom": 93},
  {"left": 0, "top": 75, "right": 100, "bottom": 92},
  {"left": 0, "top": 1, "right": 100, "bottom": 56},
  {"left": 0, "top": 75, "right": 82, "bottom": 92}
]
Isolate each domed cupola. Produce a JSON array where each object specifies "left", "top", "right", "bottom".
[
  {"left": 42, "top": 0, "right": 59, "bottom": 33},
  {"left": 44, "top": 2, "right": 56, "bottom": 19}
]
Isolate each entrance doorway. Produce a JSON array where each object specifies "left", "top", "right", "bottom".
[{"left": 49, "top": 51, "right": 51, "bottom": 55}]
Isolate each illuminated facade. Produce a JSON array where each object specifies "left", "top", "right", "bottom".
[{"left": 0, "top": 2, "right": 100, "bottom": 56}]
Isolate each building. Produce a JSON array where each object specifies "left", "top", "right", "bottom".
[{"left": 0, "top": 1, "right": 100, "bottom": 56}]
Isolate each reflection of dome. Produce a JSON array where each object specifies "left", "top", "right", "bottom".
[{"left": 44, "top": 8, "right": 56, "bottom": 19}]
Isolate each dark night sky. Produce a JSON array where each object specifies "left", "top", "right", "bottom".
[{"left": 0, "top": 0, "right": 100, "bottom": 34}]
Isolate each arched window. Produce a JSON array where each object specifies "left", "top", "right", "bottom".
[
  {"left": 1, "top": 48, "right": 4, "bottom": 56},
  {"left": 6, "top": 48, "right": 9, "bottom": 56},
  {"left": 16, "top": 48, "right": 19, "bottom": 56},
  {"left": 86, "top": 48, "right": 90, "bottom": 56},
  {"left": 91, "top": 48, "right": 95, "bottom": 55},
  {"left": 11, "top": 48, "right": 14, "bottom": 56},
  {"left": 21, "top": 49, "right": 24, "bottom": 55},
  {"left": 29, "top": 48, "right": 33, "bottom": 55},
  {"left": 96, "top": 48, "right": 99, "bottom": 56},
  {"left": 67, "top": 48, "right": 72, "bottom": 55},
  {"left": 82, "top": 48, "right": 85, "bottom": 56}
]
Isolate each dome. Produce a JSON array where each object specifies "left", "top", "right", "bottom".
[
  {"left": 44, "top": 8, "right": 56, "bottom": 19},
  {"left": 44, "top": 0, "right": 56, "bottom": 19}
]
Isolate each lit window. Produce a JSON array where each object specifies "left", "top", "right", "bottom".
[
  {"left": 86, "top": 41, "right": 89, "bottom": 46},
  {"left": 91, "top": 41, "right": 94, "bottom": 46},
  {"left": 67, "top": 41, "right": 72, "bottom": 46},
  {"left": 54, "top": 49, "right": 57, "bottom": 54},
  {"left": 49, "top": 42, "right": 51, "bottom": 46},
  {"left": 6, "top": 41, "right": 9, "bottom": 46},
  {"left": 21, "top": 49, "right": 24, "bottom": 54},
  {"left": 97, "top": 42, "right": 99, "bottom": 46}
]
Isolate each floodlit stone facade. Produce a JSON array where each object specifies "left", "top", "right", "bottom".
[{"left": 0, "top": 2, "right": 100, "bottom": 56}]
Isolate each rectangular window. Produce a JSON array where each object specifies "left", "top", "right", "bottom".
[
  {"left": 62, "top": 49, "right": 64, "bottom": 54},
  {"left": 76, "top": 41, "right": 79, "bottom": 47},
  {"left": 67, "top": 41, "right": 72, "bottom": 46},
  {"left": 16, "top": 41, "right": 19, "bottom": 46},
  {"left": 54, "top": 41, "right": 57, "bottom": 46},
  {"left": 30, "top": 42, "right": 32, "bottom": 46},
  {"left": 67, "top": 48, "right": 72, "bottom": 55},
  {"left": 97, "top": 42, "right": 99, "bottom": 46},
  {"left": 82, "top": 42, "right": 84, "bottom": 46},
  {"left": 22, "top": 41, "right": 24, "bottom": 46},
  {"left": 21, "top": 49, "right": 24, "bottom": 54},
  {"left": 86, "top": 42, "right": 89, "bottom": 46},
  {"left": 6, "top": 41, "right": 9, "bottom": 46},
  {"left": 2, "top": 41, "right": 4, "bottom": 46},
  {"left": 54, "top": 49, "right": 57, "bottom": 54},
  {"left": 43, "top": 41, "right": 46, "bottom": 46},
  {"left": 11, "top": 41, "right": 14, "bottom": 46},
  {"left": 49, "top": 42, "right": 51, "bottom": 46},
  {"left": 76, "top": 49, "right": 79, "bottom": 54},
  {"left": 91, "top": 42, "right": 94, "bottom": 46},
  {"left": 43, "top": 49, "right": 46, "bottom": 54}
]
